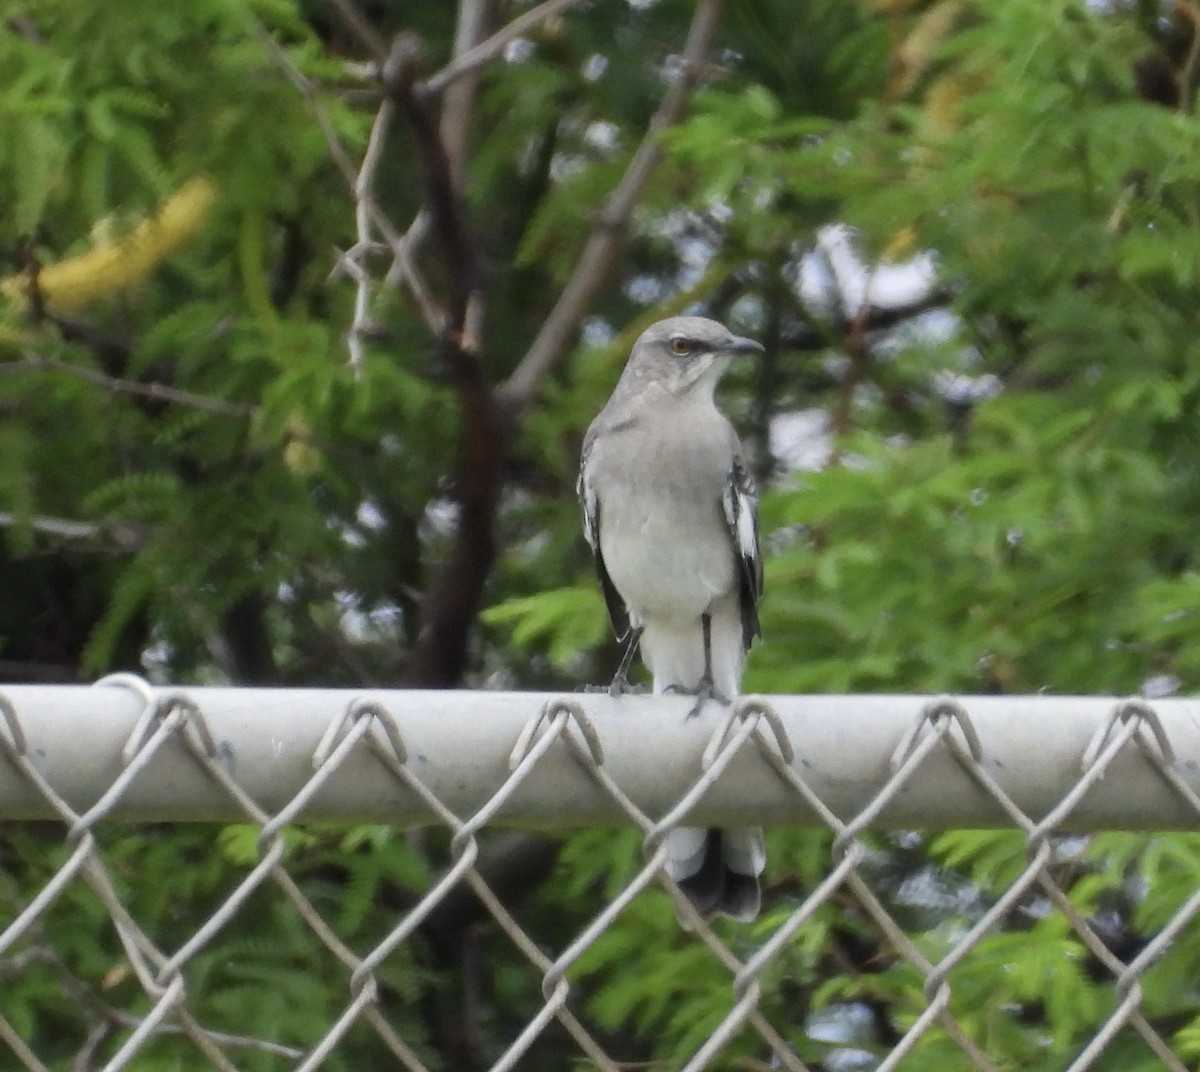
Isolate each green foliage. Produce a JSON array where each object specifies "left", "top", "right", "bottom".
[
  {"left": 481, "top": 584, "right": 608, "bottom": 669},
  {"left": 8, "top": 0, "right": 1200, "bottom": 1067}
]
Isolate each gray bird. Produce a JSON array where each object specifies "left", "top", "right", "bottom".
[{"left": 578, "top": 315, "right": 766, "bottom": 921}]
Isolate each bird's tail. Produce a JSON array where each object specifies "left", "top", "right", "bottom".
[
  {"left": 665, "top": 826, "right": 764, "bottom": 923},
  {"left": 647, "top": 612, "right": 763, "bottom": 921}
]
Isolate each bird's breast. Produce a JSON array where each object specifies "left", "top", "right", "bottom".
[
  {"left": 587, "top": 402, "right": 741, "bottom": 620},
  {"left": 597, "top": 483, "right": 736, "bottom": 622}
]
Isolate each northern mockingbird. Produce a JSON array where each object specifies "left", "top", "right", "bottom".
[{"left": 578, "top": 315, "right": 766, "bottom": 921}]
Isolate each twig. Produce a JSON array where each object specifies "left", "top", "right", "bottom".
[
  {"left": 345, "top": 97, "right": 396, "bottom": 372},
  {"left": 500, "top": 0, "right": 726, "bottom": 410},
  {"left": 351, "top": 0, "right": 496, "bottom": 351},
  {"left": 4, "top": 353, "right": 254, "bottom": 417},
  {"left": 255, "top": 26, "right": 360, "bottom": 190},
  {"left": 382, "top": 210, "right": 444, "bottom": 331},
  {"left": 779, "top": 287, "right": 955, "bottom": 352},
  {"left": 0, "top": 510, "right": 101, "bottom": 540},
  {"left": 2, "top": 941, "right": 303, "bottom": 1061},
  {"left": 752, "top": 270, "right": 786, "bottom": 486},
  {"left": 260, "top": 22, "right": 444, "bottom": 343},
  {"left": 325, "top": 0, "right": 388, "bottom": 63},
  {"left": 1175, "top": 0, "right": 1200, "bottom": 113},
  {"left": 359, "top": 20, "right": 499, "bottom": 686},
  {"left": 424, "top": 0, "right": 586, "bottom": 96},
  {"left": 381, "top": 34, "right": 484, "bottom": 338},
  {"left": 439, "top": 0, "right": 495, "bottom": 178},
  {"left": 822, "top": 231, "right": 894, "bottom": 447}
]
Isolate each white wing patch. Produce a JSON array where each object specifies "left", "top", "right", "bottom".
[
  {"left": 726, "top": 485, "right": 758, "bottom": 570},
  {"left": 722, "top": 471, "right": 760, "bottom": 586},
  {"left": 722, "top": 460, "right": 763, "bottom": 647},
  {"left": 578, "top": 454, "right": 600, "bottom": 552}
]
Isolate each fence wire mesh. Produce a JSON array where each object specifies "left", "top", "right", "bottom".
[{"left": 2, "top": 679, "right": 1200, "bottom": 1071}]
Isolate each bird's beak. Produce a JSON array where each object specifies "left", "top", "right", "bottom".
[{"left": 727, "top": 335, "right": 765, "bottom": 356}]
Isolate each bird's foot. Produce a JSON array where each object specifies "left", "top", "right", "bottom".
[
  {"left": 666, "top": 677, "right": 730, "bottom": 719},
  {"left": 607, "top": 672, "right": 644, "bottom": 697},
  {"left": 582, "top": 675, "right": 644, "bottom": 696}
]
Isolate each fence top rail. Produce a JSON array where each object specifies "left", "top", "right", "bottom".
[{"left": 0, "top": 685, "right": 1195, "bottom": 829}]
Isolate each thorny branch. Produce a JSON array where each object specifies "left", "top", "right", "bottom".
[
  {"left": 319, "top": 0, "right": 724, "bottom": 397},
  {"left": 343, "top": 97, "right": 402, "bottom": 370},
  {"left": 257, "top": 23, "right": 443, "bottom": 345},
  {"left": 380, "top": 35, "right": 484, "bottom": 342},
  {"left": 255, "top": 26, "right": 361, "bottom": 190},
  {"left": 325, "top": 1, "right": 500, "bottom": 686}
]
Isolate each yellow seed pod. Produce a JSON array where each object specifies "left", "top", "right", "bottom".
[{"left": 2, "top": 176, "right": 217, "bottom": 315}]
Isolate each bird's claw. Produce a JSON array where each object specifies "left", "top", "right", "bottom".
[
  {"left": 581, "top": 675, "right": 643, "bottom": 696},
  {"left": 608, "top": 674, "right": 644, "bottom": 697},
  {"left": 666, "top": 678, "right": 730, "bottom": 719}
]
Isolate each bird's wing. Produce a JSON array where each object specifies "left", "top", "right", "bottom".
[
  {"left": 578, "top": 438, "right": 632, "bottom": 641},
  {"left": 722, "top": 453, "right": 763, "bottom": 649}
]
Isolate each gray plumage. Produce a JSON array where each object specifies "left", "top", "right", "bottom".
[{"left": 578, "top": 315, "right": 766, "bottom": 922}]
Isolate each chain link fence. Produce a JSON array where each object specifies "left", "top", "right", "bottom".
[{"left": 2, "top": 678, "right": 1200, "bottom": 1070}]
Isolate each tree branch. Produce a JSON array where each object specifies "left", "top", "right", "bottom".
[
  {"left": 258, "top": 24, "right": 444, "bottom": 338},
  {"left": 324, "top": 0, "right": 388, "bottom": 63},
  {"left": 439, "top": 0, "right": 495, "bottom": 179},
  {"left": 216, "top": 591, "right": 280, "bottom": 684},
  {"left": 779, "top": 286, "right": 956, "bottom": 352},
  {"left": 4, "top": 353, "right": 254, "bottom": 418},
  {"left": 424, "top": 0, "right": 587, "bottom": 96},
  {"left": 381, "top": 35, "right": 484, "bottom": 336},
  {"left": 375, "top": 26, "right": 502, "bottom": 687},
  {"left": 322, "top": 0, "right": 729, "bottom": 684},
  {"left": 0, "top": 506, "right": 144, "bottom": 563},
  {"left": 340, "top": 96, "right": 399, "bottom": 371},
  {"left": 256, "top": 24, "right": 361, "bottom": 189},
  {"left": 500, "top": 0, "right": 726, "bottom": 410}
]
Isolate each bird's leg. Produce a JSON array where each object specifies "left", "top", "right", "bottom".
[
  {"left": 664, "top": 613, "right": 731, "bottom": 718},
  {"left": 608, "top": 625, "right": 644, "bottom": 696},
  {"left": 691, "top": 612, "right": 730, "bottom": 715}
]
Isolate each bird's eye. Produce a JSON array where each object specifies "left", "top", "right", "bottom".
[{"left": 669, "top": 337, "right": 691, "bottom": 355}]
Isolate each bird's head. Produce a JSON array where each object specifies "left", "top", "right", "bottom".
[{"left": 623, "top": 316, "right": 764, "bottom": 400}]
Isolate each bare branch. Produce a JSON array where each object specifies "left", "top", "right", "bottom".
[
  {"left": 375, "top": 26, "right": 501, "bottom": 687},
  {"left": 260, "top": 23, "right": 445, "bottom": 345},
  {"left": 4, "top": 353, "right": 254, "bottom": 417},
  {"left": 0, "top": 511, "right": 100, "bottom": 541},
  {"left": 439, "top": 0, "right": 495, "bottom": 179},
  {"left": 382, "top": 34, "right": 484, "bottom": 336},
  {"left": 500, "top": 0, "right": 726, "bottom": 410},
  {"left": 0, "top": 510, "right": 143, "bottom": 554},
  {"left": 338, "top": 0, "right": 496, "bottom": 357},
  {"left": 1175, "top": 0, "right": 1200, "bottom": 112},
  {"left": 424, "top": 0, "right": 586, "bottom": 96},
  {"left": 324, "top": 0, "right": 388, "bottom": 63},
  {"left": 380, "top": 211, "right": 445, "bottom": 333},
  {"left": 344, "top": 97, "right": 396, "bottom": 372},
  {"left": 780, "top": 287, "right": 956, "bottom": 352},
  {"left": 255, "top": 26, "right": 360, "bottom": 190}
]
